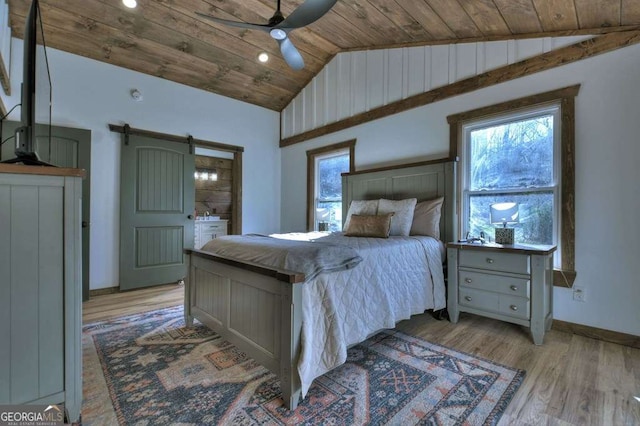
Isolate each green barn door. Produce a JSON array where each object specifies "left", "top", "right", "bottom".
[
  {"left": 1, "top": 121, "right": 91, "bottom": 301},
  {"left": 119, "top": 133, "right": 195, "bottom": 290}
]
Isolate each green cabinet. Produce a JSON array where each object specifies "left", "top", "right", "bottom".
[{"left": 0, "top": 165, "right": 83, "bottom": 423}]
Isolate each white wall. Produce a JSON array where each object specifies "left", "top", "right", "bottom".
[
  {"left": 1, "top": 39, "right": 281, "bottom": 291},
  {"left": 281, "top": 36, "right": 589, "bottom": 139},
  {"left": 280, "top": 44, "right": 640, "bottom": 337}
]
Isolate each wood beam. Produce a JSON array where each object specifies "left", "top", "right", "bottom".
[
  {"left": 0, "top": 93, "right": 6, "bottom": 116},
  {"left": 338, "top": 25, "right": 640, "bottom": 53},
  {"left": 0, "top": 56, "right": 9, "bottom": 96},
  {"left": 280, "top": 30, "right": 640, "bottom": 147}
]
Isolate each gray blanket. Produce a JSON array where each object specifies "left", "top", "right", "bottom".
[{"left": 200, "top": 234, "right": 362, "bottom": 281}]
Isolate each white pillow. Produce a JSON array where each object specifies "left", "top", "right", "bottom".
[
  {"left": 377, "top": 198, "right": 417, "bottom": 236},
  {"left": 410, "top": 197, "right": 444, "bottom": 239},
  {"left": 343, "top": 200, "right": 379, "bottom": 230}
]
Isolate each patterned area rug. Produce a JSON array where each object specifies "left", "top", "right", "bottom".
[{"left": 82, "top": 306, "right": 525, "bottom": 425}]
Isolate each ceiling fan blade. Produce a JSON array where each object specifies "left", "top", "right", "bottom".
[
  {"left": 196, "top": 12, "right": 271, "bottom": 31},
  {"left": 276, "top": 0, "right": 337, "bottom": 29},
  {"left": 276, "top": 36, "right": 305, "bottom": 70}
]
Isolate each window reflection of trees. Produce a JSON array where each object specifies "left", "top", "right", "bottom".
[
  {"left": 467, "top": 115, "right": 555, "bottom": 245},
  {"left": 318, "top": 154, "right": 350, "bottom": 232}
]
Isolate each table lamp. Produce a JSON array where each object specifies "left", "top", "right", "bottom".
[
  {"left": 490, "top": 202, "right": 519, "bottom": 244},
  {"left": 316, "top": 208, "right": 330, "bottom": 231}
]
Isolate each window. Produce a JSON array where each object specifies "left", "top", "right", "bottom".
[
  {"left": 448, "top": 85, "right": 579, "bottom": 287},
  {"left": 463, "top": 105, "right": 560, "bottom": 255},
  {"left": 307, "top": 140, "right": 355, "bottom": 232}
]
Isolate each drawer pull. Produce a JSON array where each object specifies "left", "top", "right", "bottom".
[
  {"left": 510, "top": 285, "right": 518, "bottom": 291},
  {"left": 486, "top": 258, "right": 494, "bottom": 264},
  {"left": 464, "top": 296, "right": 472, "bottom": 302},
  {"left": 510, "top": 305, "right": 518, "bottom": 311},
  {"left": 465, "top": 278, "right": 473, "bottom": 284}
]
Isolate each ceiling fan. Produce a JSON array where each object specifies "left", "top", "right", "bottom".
[{"left": 196, "top": 0, "right": 337, "bottom": 71}]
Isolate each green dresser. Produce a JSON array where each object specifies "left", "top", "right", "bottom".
[{"left": 0, "top": 164, "right": 83, "bottom": 423}]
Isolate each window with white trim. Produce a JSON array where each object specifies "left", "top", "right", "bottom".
[
  {"left": 462, "top": 103, "right": 561, "bottom": 266},
  {"left": 450, "top": 86, "right": 579, "bottom": 286},
  {"left": 306, "top": 140, "right": 355, "bottom": 232}
]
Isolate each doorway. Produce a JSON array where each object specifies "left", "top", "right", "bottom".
[
  {"left": 195, "top": 152, "right": 235, "bottom": 225},
  {"left": 194, "top": 143, "right": 243, "bottom": 236},
  {"left": 193, "top": 152, "right": 236, "bottom": 249},
  {"left": 112, "top": 124, "right": 243, "bottom": 290}
]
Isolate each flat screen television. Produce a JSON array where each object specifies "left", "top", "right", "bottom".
[{"left": 3, "top": 0, "right": 52, "bottom": 165}]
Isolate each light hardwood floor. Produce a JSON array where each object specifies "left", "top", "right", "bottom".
[
  {"left": 83, "top": 285, "right": 640, "bottom": 425},
  {"left": 83, "top": 283, "right": 185, "bottom": 323}
]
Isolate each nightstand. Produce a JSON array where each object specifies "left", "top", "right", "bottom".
[{"left": 447, "top": 242, "right": 556, "bottom": 345}]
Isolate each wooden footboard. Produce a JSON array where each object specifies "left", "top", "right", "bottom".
[
  {"left": 184, "top": 249, "right": 305, "bottom": 410},
  {"left": 183, "top": 159, "right": 457, "bottom": 411}
]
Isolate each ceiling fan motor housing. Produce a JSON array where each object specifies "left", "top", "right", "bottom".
[{"left": 268, "top": 10, "right": 285, "bottom": 26}]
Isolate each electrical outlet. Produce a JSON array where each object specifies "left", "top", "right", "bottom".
[{"left": 572, "top": 286, "right": 586, "bottom": 302}]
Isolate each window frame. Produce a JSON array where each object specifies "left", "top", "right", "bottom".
[
  {"left": 447, "top": 85, "right": 579, "bottom": 287},
  {"left": 306, "top": 139, "right": 356, "bottom": 231},
  {"left": 461, "top": 103, "right": 562, "bottom": 262}
]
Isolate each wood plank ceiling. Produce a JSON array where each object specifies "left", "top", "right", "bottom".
[{"left": 7, "top": 0, "right": 640, "bottom": 111}]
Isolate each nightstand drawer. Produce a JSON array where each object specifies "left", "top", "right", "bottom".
[
  {"left": 200, "top": 223, "right": 225, "bottom": 232},
  {"left": 459, "top": 250, "right": 529, "bottom": 275},
  {"left": 458, "top": 287, "right": 530, "bottom": 320},
  {"left": 458, "top": 270, "right": 530, "bottom": 298}
]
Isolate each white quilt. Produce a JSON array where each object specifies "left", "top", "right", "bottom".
[{"left": 293, "top": 233, "right": 445, "bottom": 397}]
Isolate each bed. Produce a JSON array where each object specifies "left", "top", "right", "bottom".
[{"left": 183, "top": 159, "right": 457, "bottom": 410}]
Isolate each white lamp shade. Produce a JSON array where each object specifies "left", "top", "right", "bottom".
[
  {"left": 316, "top": 208, "right": 330, "bottom": 220},
  {"left": 490, "top": 202, "right": 519, "bottom": 225}
]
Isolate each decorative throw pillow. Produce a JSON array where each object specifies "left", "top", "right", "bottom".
[
  {"left": 344, "top": 213, "right": 394, "bottom": 238},
  {"left": 410, "top": 197, "right": 444, "bottom": 239},
  {"left": 377, "top": 198, "right": 417, "bottom": 236},
  {"left": 343, "top": 199, "right": 379, "bottom": 231}
]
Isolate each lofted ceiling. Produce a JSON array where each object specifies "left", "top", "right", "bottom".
[{"left": 7, "top": 0, "right": 640, "bottom": 112}]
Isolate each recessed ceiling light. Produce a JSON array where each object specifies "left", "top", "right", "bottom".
[
  {"left": 122, "top": 0, "right": 137, "bottom": 9},
  {"left": 258, "top": 52, "right": 269, "bottom": 63},
  {"left": 635, "top": 396, "right": 640, "bottom": 402}
]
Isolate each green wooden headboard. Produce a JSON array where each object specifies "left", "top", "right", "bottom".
[{"left": 342, "top": 159, "right": 458, "bottom": 243}]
